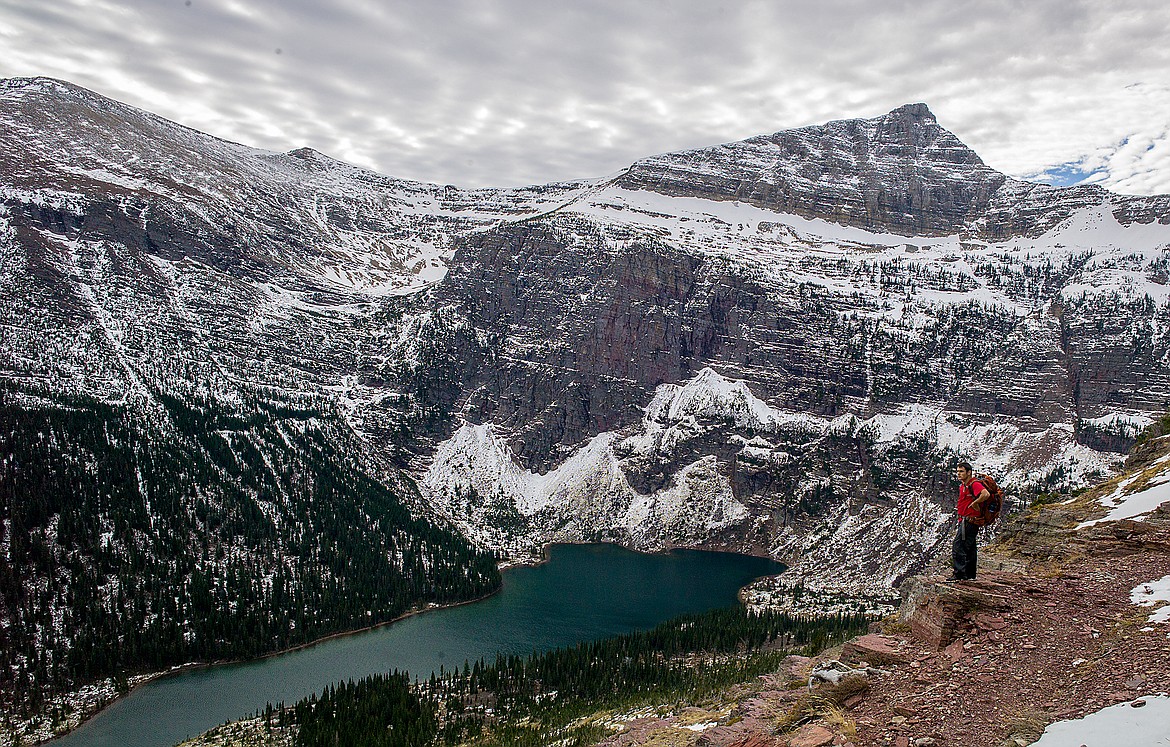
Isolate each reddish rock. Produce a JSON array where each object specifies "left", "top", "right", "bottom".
[
  {"left": 787, "top": 724, "right": 835, "bottom": 747},
  {"left": 974, "top": 614, "right": 1007, "bottom": 631},
  {"left": 727, "top": 736, "right": 778, "bottom": 747},
  {"left": 943, "top": 639, "right": 965, "bottom": 664},
  {"left": 840, "top": 504, "right": 1170, "bottom": 747},
  {"left": 843, "top": 693, "right": 866, "bottom": 709},
  {"left": 895, "top": 737, "right": 911, "bottom": 747},
  {"left": 842, "top": 634, "right": 910, "bottom": 666},
  {"left": 900, "top": 575, "right": 1012, "bottom": 648}
]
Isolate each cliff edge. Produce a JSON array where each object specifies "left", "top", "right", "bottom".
[{"left": 590, "top": 430, "right": 1170, "bottom": 747}]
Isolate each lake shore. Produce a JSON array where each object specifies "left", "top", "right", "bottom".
[
  {"left": 20, "top": 542, "right": 786, "bottom": 747},
  {"left": 11, "top": 585, "right": 506, "bottom": 747}
]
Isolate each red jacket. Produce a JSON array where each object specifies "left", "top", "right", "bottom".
[{"left": 958, "top": 479, "right": 986, "bottom": 520}]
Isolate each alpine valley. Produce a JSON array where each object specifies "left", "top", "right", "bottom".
[{"left": 2, "top": 77, "right": 1170, "bottom": 739}]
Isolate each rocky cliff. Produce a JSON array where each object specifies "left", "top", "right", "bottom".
[
  {"left": 616, "top": 102, "right": 1006, "bottom": 237},
  {"left": 3, "top": 77, "right": 1170, "bottom": 707},
  {"left": 411, "top": 108, "right": 1170, "bottom": 596}
]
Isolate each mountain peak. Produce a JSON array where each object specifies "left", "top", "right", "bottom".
[
  {"left": 1, "top": 76, "right": 92, "bottom": 106},
  {"left": 617, "top": 103, "right": 1001, "bottom": 236},
  {"left": 863, "top": 102, "right": 973, "bottom": 159},
  {"left": 886, "top": 102, "right": 936, "bottom": 120}
]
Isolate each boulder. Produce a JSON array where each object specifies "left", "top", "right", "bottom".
[
  {"left": 899, "top": 575, "right": 1013, "bottom": 648},
  {"left": 787, "top": 724, "right": 835, "bottom": 747},
  {"left": 841, "top": 634, "right": 910, "bottom": 666}
]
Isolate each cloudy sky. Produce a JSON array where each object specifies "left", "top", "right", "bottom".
[{"left": 3, "top": 0, "right": 1169, "bottom": 193}]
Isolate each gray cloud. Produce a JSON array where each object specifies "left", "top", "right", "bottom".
[{"left": 1, "top": 0, "right": 1168, "bottom": 193}]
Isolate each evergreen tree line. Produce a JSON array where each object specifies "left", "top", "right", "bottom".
[
  {"left": 0, "top": 388, "right": 501, "bottom": 716},
  {"left": 289, "top": 605, "right": 870, "bottom": 747},
  {"left": 292, "top": 673, "right": 438, "bottom": 747}
]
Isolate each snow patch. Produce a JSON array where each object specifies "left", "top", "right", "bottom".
[
  {"left": 624, "top": 455, "right": 749, "bottom": 544},
  {"left": 1032, "top": 695, "right": 1170, "bottom": 747},
  {"left": 424, "top": 422, "right": 534, "bottom": 508},
  {"left": 423, "top": 420, "right": 749, "bottom": 552},
  {"left": 623, "top": 367, "right": 821, "bottom": 456},
  {"left": 681, "top": 721, "right": 719, "bottom": 732},
  {"left": 1078, "top": 454, "right": 1170, "bottom": 528},
  {"left": 1131, "top": 574, "right": 1170, "bottom": 624},
  {"left": 868, "top": 405, "right": 1115, "bottom": 490},
  {"left": 580, "top": 187, "right": 941, "bottom": 249}
]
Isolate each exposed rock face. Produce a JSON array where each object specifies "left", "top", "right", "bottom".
[
  {"left": 943, "top": 307, "right": 1074, "bottom": 430},
  {"left": 429, "top": 216, "right": 1031, "bottom": 468},
  {"left": 899, "top": 576, "right": 1013, "bottom": 649},
  {"left": 3, "top": 75, "right": 1170, "bottom": 609},
  {"left": 617, "top": 103, "right": 1006, "bottom": 236}
]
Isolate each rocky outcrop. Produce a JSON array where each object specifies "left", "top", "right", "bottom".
[
  {"left": 898, "top": 576, "right": 1013, "bottom": 649},
  {"left": 841, "top": 634, "right": 912, "bottom": 666},
  {"left": 617, "top": 103, "right": 1006, "bottom": 237}
]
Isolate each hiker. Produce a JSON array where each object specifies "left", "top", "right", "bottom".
[{"left": 952, "top": 461, "right": 990, "bottom": 581}]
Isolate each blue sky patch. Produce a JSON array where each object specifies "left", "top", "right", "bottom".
[{"left": 1033, "top": 161, "right": 1107, "bottom": 188}]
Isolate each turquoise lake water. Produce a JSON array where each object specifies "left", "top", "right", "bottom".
[{"left": 49, "top": 543, "right": 784, "bottom": 747}]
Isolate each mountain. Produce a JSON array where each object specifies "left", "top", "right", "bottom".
[
  {"left": 2, "top": 76, "right": 1170, "bottom": 734},
  {"left": 413, "top": 102, "right": 1170, "bottom": 597},
  {"left": 617, "top": 102, "right": 1005, "bottom": 236}
]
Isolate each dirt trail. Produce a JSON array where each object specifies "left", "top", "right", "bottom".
[{"left": 599, "top": 438, "right": 1170, "bottom": 747}]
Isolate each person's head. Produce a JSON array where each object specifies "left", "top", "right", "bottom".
[{"left": 955, "top": 462, "right": 973, "bottom": 481}]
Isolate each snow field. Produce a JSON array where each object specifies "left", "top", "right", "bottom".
[{"left": 1032, "top": 695, "right": 1170, "bottom": 747}]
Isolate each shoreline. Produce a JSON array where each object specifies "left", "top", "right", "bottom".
[
  {"left": 25, "top": 541, "right": 787, "bottom": 746},
  {"left": 25, "top": 585, "right": 505, "bottom": 747}
]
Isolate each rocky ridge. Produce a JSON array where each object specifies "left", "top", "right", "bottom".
[
  {"left": 616, "top": 103, "right": 1007, "bottom": 237},
  {"left": 474, "top": 430, "right": 1170, "bottom": 747}
]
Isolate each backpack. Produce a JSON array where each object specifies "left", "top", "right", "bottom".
[{"left": 969, "top": 473, "right": 1005, "bottom": 526}]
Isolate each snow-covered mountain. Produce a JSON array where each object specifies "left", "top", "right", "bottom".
[
  {"left": 413, "top": 108, "right": 1169, "bottom": 595},
  {"left": 0, "top": 77, "right": 592, "bottom": 413},
  {"left": 4, "top": 75, "right": 1170, "bottom": 623}
]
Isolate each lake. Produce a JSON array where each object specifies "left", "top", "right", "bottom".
[{"left": 49, "top": 543, "right": 784, "bottom": 747}]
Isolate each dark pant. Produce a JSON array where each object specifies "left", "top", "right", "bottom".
[{"left": 952, "top": 519, "right": 978, "bottom": 579}]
